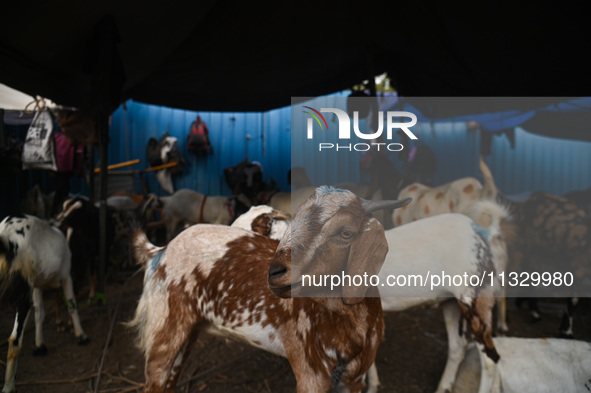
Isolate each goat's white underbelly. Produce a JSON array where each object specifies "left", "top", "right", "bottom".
[
  {"left": 31, "top": 272, "right": 63, "bottom": 289},
  {"left": 204, "top": 320, "right": 286, "bottom": 358}
]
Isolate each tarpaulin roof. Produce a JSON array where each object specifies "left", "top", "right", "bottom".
[
  {"left": 0, "top": 1, "right": 590, "bottom": 124},
  {"left": 384, "top": 97, "right": 591, "bottom": 142}
]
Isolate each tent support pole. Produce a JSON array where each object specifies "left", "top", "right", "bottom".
[
  {"left": 97, "top": 117, "right": 108, "bottom": 305},
  {"left": 92, "top": 16, "right": 119, "bottom": 306}
]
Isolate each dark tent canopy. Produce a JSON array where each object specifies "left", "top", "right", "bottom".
[
  {"left": 1, "top": 1, "right": 590, "bottom": 299},
  {"left": 1, "top": 1, "right": 590, "bottom": 116}
]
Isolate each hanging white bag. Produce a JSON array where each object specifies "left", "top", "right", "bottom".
[{"left": 22, "top": 108, "right": 57, "bottom": 170}]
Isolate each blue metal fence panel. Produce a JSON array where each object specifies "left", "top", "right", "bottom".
[
  {"left": 408, "top": 122, "right": 591, "bottom": 196},
  {"left": 105, "top": 98, "right": 591, "bottom": 200},
  {"left": 489, "top": 127, "right": 591, "bottom": 196},
  {"left": 5, "top": 96, "right": 589, "bottom": 219},
  {"left": 108, "top": 100, "right": 292, "bottom": 196},
  {"left": 291, "top": 93, "right": 359, "bottom": 187}
]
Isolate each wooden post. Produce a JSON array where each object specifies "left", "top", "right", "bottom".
[
  {"left": 97, "top": 116, "right": 109, "bottom": 305},
  {"left": 89, "top": 145, "right": 96, "bottom": 203},
  {"left": 92, "top": 17, "right": 120, "bottom": 306}
]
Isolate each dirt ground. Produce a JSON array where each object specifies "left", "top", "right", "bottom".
[{"left": 1, "top": 267, "right": 590, "bottom": 393}]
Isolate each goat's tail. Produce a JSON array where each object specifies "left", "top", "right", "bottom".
[
  {"left": 0, "top": 238, "right": 24, "bottom": 303},
  {"left": 479, "top": 156, "right": 499, "bottom": 200},
  {"left": 132, "top": 228, "right": 164, "bottom": 268},
  {"left": 127, "top": 228, "right": 166, "bottom": 352}
]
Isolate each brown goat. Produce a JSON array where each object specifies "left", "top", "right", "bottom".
[
  {"left": 129, "top": 186, "right": 410, "bottom": 393},
  {"left": 500, "top": 191, "right": 591, "bottom": 337}
]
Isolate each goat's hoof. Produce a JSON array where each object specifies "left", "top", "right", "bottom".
[
  {"left": 559, "top": 332, "right": 574, "bottom": 339},
  {"left": 56, "top": 321, "right": 66, "bottom": 333},
  {"left": 77, "top": 336, "right": 90, "bottom": 346},
  {"left": 32, "top": 344, "right": 48, "bottom": 356},
  {"left": 497, "top": 326, "right": 509, "bottom": 336}
]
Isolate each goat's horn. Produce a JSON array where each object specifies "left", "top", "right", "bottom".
[{"left": 361, "top": 197, "right": 412, "bottom": 213}]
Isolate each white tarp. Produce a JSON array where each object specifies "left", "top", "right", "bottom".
[{"left": 0, "top": 83, "right": 55, "bottom": 110}]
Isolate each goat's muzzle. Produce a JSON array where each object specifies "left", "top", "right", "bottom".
[{"left": 268, "top": 262, "right": 291, "bottom": 298}]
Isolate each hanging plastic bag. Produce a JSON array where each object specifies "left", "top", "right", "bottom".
[{"left": 22, "top": 108, "right": 57, "bottom": 170}]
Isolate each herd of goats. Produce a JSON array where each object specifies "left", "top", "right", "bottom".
[{"left": 1, "top": 156, "right": 590, "bottom": 393}]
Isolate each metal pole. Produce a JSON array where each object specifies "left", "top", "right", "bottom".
[
  {"left": 96, "top": 116, "right": 108, "bottom": 305},
  {"left": 92, "top": 17, "right": 119, "bottom": 306}
]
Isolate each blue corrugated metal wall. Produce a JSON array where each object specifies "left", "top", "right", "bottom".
[
  {"left": 406, "top": 122, "right": 591, "bottom": 196},
  {"left": 105, "top": 98, "right": 591, "bottom": 199},
  {"left": 291, "top": 93, "right": 361, "bottom": 186},
  {"left": 5, "top": 96, "right": 588, "bottom": 219},
  {"left": 108, "top": 100, "right": 291, "bottom": 196}
]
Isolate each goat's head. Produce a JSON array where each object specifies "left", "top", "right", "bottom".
[
  {"left": 55, "top": 196, "right": 85, "bottom": 222},
  {"left": 268, "top": 186, "right": 411, "bottom": 305},
  {"left": 228, "top": 194, "right": 253, "bottom": 222},
  {"left": 252, "top": 210, "right": 290, "bottom": 240}
]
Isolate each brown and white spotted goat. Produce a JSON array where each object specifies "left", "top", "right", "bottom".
[
  {"left": 0, "top": 215, "right": 88, "bottom": 393},
  {"left": 129, "top": 186, "right": 410, "bottom": 393},
  {"left": 393, "top": 157, "right": 498, "bottom": 227}
]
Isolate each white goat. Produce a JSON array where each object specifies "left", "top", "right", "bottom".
[
  {"left": 372, "top": 200, "right": 509, "bottom": 393},
  {"left": 393, "top": 158, "right": 510, "bottom": 336},
  {"left": 159, "top": 188, "right": 250, "bottom": 240},
  {"left": 230, "top": 205, "right": 290, "bottom": 240},
  {"left": 129, "top": 186, "right": 410, "bottom": 393},
  {"left": 256, "top": 186, "right": 316, "bottom": 217},
  {"left": 0, "top": 215, "right": 88, "bottom": 393},
  {"left": 454, "top": 337, "right": 591, "bottom": 393}
]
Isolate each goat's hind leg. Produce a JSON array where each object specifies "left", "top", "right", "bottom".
[
  {"left": 143, "top": 323, "right": 201, "bottom": 393},
  {"left": 496, "top": 292, "right": 509, "bottom": 334},
  {"left": 61, "top": 275, "right": 89, "bottom": 345},
  {"left": 3, "top": 279, "right": 32, "bottom": 393},
  {"left": 32, "top": 288, "right": 48, "bottom": 355},
  {"left": 435, "top": 300, "right": 468, "bottom": 393}
]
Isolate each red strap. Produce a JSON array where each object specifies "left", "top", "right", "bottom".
[
  {"left": 199, "top": 195, "right": 207, "bottom": 223},
  {"left": 226, "top": 200, "right": 234, "bottom": 220}
]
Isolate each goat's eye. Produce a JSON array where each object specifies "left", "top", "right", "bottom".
[{"left": 341, "top": 230, "right": 353, "bottom": 239}]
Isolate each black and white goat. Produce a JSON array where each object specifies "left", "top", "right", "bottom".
[
  {"left": 129, "top": 186, "right": 410, "bottom": 393},
  {"left": 54, "top": 196, "right": 116, "bottom": 300},
  {"left": 0, "top": 215, "right": 88, "bottom": 393}
]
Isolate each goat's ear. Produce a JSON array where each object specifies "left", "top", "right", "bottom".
[{"left": 342, "top": 217, "right": 388, "bottom": 305}]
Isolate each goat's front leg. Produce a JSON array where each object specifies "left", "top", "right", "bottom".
[
  {"left": 2, "top": 295, "right": 32, "bottom": 393},
  {"left": 435, "top": 301, "right": 468, "bottom": 393},
  {"left": 496, "top": 294, "right": 509, "bottom": 334},
  {"left": 61, "top": 275, "right": 89, "bottom": 345},
  {"left": 32, "top": 288, "right": 48, "bottom": 355},
  {"left": 559, "top": 297, "right": 578, "bottom": 338},
  {"left": 476, "top": 350, "right": 501, "bottom": 393},
  {"left": 365, "top": 363, "right": 380, "bottom": 393},
  {"left": 287, "top": 353, "right": 332, "bottom": 393}
]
